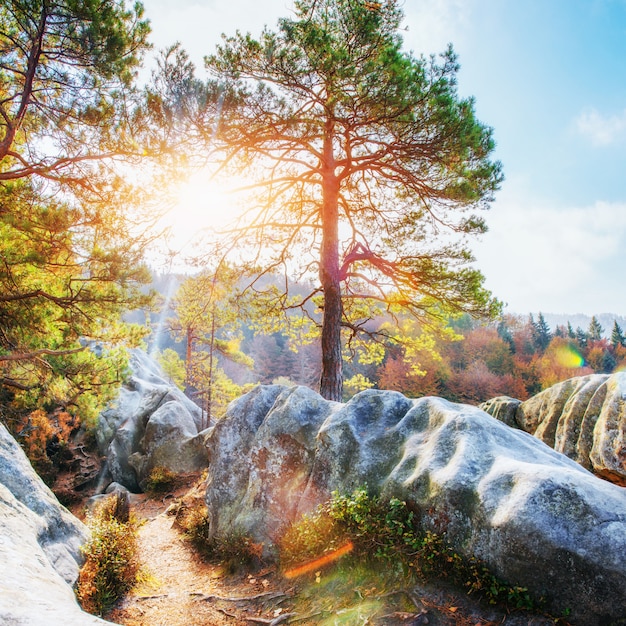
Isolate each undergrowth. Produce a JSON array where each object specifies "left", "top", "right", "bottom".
[
  {"left": 279, "top": 489, "right": 536, "bottom": 613},
  {"left": 143, "top": 465, "right": 179, "bottom": 496},
  {"left": 76, "top": 494, "right": 140, "bottom": 615},
  {"left": 175, "top": 500, "right": 264, "bottom": 572}
]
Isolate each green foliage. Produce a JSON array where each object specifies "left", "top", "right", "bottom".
[
  {"left": 0, "top": 0, "right": 150, "bottom": 185},
  {"left": 77, "top": 497, "right": 140, "bottom": 616},
  {"left": 156, "top": 348, "right": 186, "bottom": 389},
  {"left": 280, "top": 489, "right": 536, "bottom": 612},
  {"left": 157, "top": 0, "right": 502, "bottom": 400},
  {"left": 143, "top": 465, "right": 178, "bottom": 496},
  {"left": 611, "top": 321, "right": 626, "bottom": 349},
  {"left": 0, "top": 1, "right": 154, "bottom": 434},
  {"left": 588, "top": 316, "right": 604, "bottom": 342},
  {"left": 530, "top": 313, "right": 552, "bottom": 352},
  {"left": 0, "top": 180, "right": 151, "bottom": 432},
  {"left": 171, "top": 265, "right": 254, "bottom": 421}
]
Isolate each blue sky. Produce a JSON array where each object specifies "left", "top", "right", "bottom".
[{"left": 140, "top": 0, "right": 626, "bottom": 315}]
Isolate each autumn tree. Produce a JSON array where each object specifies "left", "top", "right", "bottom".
[
  {"left": 170, "top": 266, "right": 253, "bottom": 423},
  {"left": 188, "top": 0, "right": 502, "bottom": 400}
]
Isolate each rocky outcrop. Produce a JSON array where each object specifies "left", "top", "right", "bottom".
[
  {"left": 98, "top": 349, "right": 209, "bottom": 491},
  {"left": 205, "top": 385, "right": 626, "bottom": 625},
  {"left": 481, "top": 373, "right": 626, "bottom": 485},
  {"left": 0, "top": 423, "right": 112, "bottom": 625}
]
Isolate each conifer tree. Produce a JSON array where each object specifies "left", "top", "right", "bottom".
[
  {"left": 0, "top": 2, "right": 153, "bottom": 428},
  {"left": 530, "top": 312, "right": 551, "bottom": 352},
  {"left": 611, "top": 321, "right": 625, "bottom": 349},
  {"left": 177, "top": 0, "right": 502, "bottom": 400},
  {"left": 575, "top": 327, "right": 588, "bottom": 348},
  {"left": 588, "top": 316, "right": 604, "bottom": 342}
]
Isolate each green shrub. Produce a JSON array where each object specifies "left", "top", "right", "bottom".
[
  {"left": 279, "top": 505, "right": 350, "bottom": 571},
  {"left": 143, "top": 465, "right": 178, "bottom": 496},
  {"left": 76, "top": 496, "right": 140, "bottom": 615},
  {"left": 280, "top": 489, "right": 536, "bottom": 612}
]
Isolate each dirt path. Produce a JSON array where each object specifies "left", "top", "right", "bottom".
[
  {"left": 107, "top": 496, "right": 291, "bottom": 626},
  {"left": 103, "top": 493, "right": 558, "bottom": 626}
]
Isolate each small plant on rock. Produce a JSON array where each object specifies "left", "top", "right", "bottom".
[{"left": 279, "top": 489, "right": 536, "bottom": 612}]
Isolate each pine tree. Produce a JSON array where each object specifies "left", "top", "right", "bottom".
[
  {"left": 611, "top": 320, "right": 626, "bottom": 348},
  {"left": 530, "top": 312, "right": 552, "bottom": 352},
  {"left": 575, "top": 327, "right": 588, "bottom": 348},
  {"left": 588, "top": 316, "right": 604, "bottom": 342},
  {"left": 169, "top": 0, "right": 502, "bottom": 400}
]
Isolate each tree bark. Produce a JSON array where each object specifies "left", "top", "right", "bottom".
[{"left": 319, "top": 118, "right": 343, "bottom": 401}]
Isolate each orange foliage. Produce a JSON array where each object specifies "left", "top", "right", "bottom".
[
  {"left": 16, "top": 409, "right": 76, "bottom": 464},
  {"left": 378, "top": 352, "right": 449, "bottom": 398},
  {"left": 536, "top": 338, "right": 594, "bottom": 390},
  {"left": 447, "top": 361, "right": 528, "bottom": 404}
]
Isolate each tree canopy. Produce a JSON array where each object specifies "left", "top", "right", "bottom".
[
  {"left": 188, "top": 0, "right": 502, "bottom": 400},
  {"left": 0, "top": 1, "right": 153, "bottom": 430},
  {"left": 0, "top": 0, "right": 149, "bottom": 186}
]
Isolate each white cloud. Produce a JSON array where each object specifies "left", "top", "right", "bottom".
[
  {"left": 575, "top": 107, "right": 626, "bottom": 146},
  {"left": 473, "top": 183, "right": 626, "bottom": 314}
]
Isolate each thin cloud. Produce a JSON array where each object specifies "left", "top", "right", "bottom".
[
  {"left": 575, "top": 107, "right": 626, "bottom": 146},
  {"left": 474, "top": 188, "right": 626, "bottom": 313}
]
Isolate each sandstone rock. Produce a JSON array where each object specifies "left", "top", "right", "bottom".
[
  {"left": 0, "top": 423, "right": 86, "bottom": 584},
  {"left": 205, "top": 386, "right": 626, "bottom": 625},
  {"left": 0, "top": 424, "right": 113, "bottom": 625},
  {"left": 129, "top": 400, "right": 209, "bottom": 490},
  {"left": 478, "top": 395, "right": 521, "bottom": 428},
  {"left": 98, "top": 349, "right": 209, "bottom": 491},
  {"left": 482, "top": 373, "right": 626, "bottom": 485}
]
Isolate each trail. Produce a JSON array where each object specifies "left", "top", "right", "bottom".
[
  {"left": 103, "top": 493, "right": 557, "bottom": 626},
  {"left": 107, "top": 496, "right": 289, "bottom": 626}
]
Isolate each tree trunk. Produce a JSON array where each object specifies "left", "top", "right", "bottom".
[
  {"left": 206, "top": 312, "right": 216, "bottom": 428},
  {"left": 319, "top": 118, "right": 343, "bottom": 401},
  {"left": 185, "top": 327, "right": 194, "bottom": 384}
]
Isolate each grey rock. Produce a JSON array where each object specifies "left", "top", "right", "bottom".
[
  {"left": 204, "top": 386, "right": 626, "bottom": 625},
  {"left": 129, "top": 401, "right": 209, "bottom": 489},
  {"left": 0, "top": 424, "right": 113, "bottom": 625},
  {"left": 0, "top": 423, "right": 86, "bottom": 584},
  {"left": 482, "top": 373, "right": 626, "bottom": 485},
  {"left": 98, "top": 349, "right": 209, "bottom": 491},
  {"left": 479, "top": 396, "right": 522, "bottom": 428}
]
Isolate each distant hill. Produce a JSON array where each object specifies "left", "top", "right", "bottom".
[{"left": 535, "top": 313, "right": 626, "bottom": 338}]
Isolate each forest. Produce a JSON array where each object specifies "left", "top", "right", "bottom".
[
  {"left": 0, "top": 0, "right": 622, "bottom": 452},
  {"left": 150, "top": 269, "right": 626, "bottom": 418}
]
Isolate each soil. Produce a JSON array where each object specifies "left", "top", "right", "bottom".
[{"left": 83, "top": 480, "right": 561, "bottom": 626}]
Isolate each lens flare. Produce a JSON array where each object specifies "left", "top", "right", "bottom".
[
  {"left": 555, "top": 345, "right": 585, "bottom": 368},
  {"left": 283, "top": 541, "right": 354, "bottom": 579}
]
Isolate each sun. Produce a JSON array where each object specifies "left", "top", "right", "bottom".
[{"left": 160, "top": 170, "right": 250, "bottom": 255}]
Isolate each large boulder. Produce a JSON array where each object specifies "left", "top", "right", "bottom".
[
  {"left": 481, "top": 373, "right": 626, "bottom": 485},
  {"left": 205, "top": 386, "right": 626, "bottom": 625},
  {"left": 0, "top": 424, "right": 112, "bottom": 625},
  {"left": 99, "top": 349, "right": 209, "bottom": 491}
]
